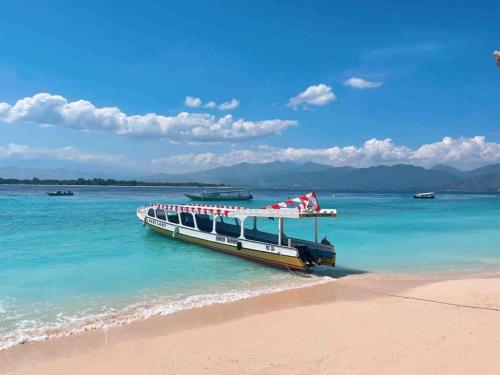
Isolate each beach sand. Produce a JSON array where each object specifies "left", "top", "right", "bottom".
[{"left": 1, "top": 273, "right": 499, "bottom": 375}]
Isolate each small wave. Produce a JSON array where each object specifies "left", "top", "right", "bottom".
[{"left": 0, "top": 273, "right": 336, "bottom": 351}]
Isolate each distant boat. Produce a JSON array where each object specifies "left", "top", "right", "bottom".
[
  {"left": 47, "top": 190, "right": 74, "bottom": 196},
  {"left": 185, "top": 190, "right": 253, "bottom": 201},
  {"left": 413, "top": 192, "right": 435, "bottom": 199}
]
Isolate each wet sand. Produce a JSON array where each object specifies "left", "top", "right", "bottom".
[{"left": 1, "top": 273, "right": 500, "bottom": 375}]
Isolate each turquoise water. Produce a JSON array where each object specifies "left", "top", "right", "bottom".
[{"left": 0, "top": 186, "right": 499, "bottom": 349}]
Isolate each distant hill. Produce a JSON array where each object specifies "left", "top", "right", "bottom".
[
  {"left": 431, "top": 164, "right": 466, "bottom": 177},
  {"left": 150, "top": 162, "right": 461, "bottom": 190},
  {"left": 147, "top": 161, "right": 316, "bottom": 185},
  {"left": 463, "top": 163, "right": 500, "bottom": 178},
  {"left": 431, "top": 163, "right": 500, "bottom": 179},
  {"left": 332, "top": 164, "right": 459, "bottom": 190},
  {"left": 443, "top": 173, "right": 500, "bottom": 192},
  {"left": 150, "top": 162, "right": 500, "bottom": 191}
]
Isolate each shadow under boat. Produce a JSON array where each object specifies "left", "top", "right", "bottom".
[{"left": 305, "top": 265, "right": 369, "bottom": 279}]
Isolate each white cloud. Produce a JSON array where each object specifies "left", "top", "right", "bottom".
[
  {"left": 152, "top": 152, "right": 220, "bottom": 169},
  {"left": 151, "top": 136, "right": 500, "bottom": 171},
  {"left": 0, "top": 93, "right": 295, "bottom": 143},
  {"left": 287, "top": 84, "right": 336, "bottom": 110},
  {"left": 494, "top": 50, "right": 500, "bottom": 68},
  {"left": 344, "top": 77, "right": 383, "bottom": 89},
  {"left": 218, "top": 98, "right": 239, "bottom": 111},
  {"left": 184, "top": 96, "right": 202, "bottom": 108},
  {"left": 204, "top": 101, "right": 217, "bottom": 109},
  {"left": 411, "top": 136, "right": 500, "bottom": 168},
  {"left": 0, "top": 143, "right": 122, "bottom": 164},
  {"left": 185, "top": 96, "right": 239, "bottom": 111}
]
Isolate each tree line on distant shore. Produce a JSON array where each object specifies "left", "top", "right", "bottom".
[{"left": 0, "top": 177, "right": 225, "bottom": 187}]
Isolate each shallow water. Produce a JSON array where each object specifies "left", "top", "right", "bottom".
[{"left": 0, "top": 186, "right": 499, "bottom": 349}]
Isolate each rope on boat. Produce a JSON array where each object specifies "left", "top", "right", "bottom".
[{"left": 285, "top": 262, "right": 297, "bottom": 276}]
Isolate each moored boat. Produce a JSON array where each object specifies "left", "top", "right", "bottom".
[
  {"left": 137, "top": 192, "right": 336, "bottom": 271},
  {"left": 47, "top": 190, "right": 74, "bottom": 196},
  {"left": 185, "top": 190, "right": 253, "bottom": 201},
  {"left": 413, "top": 192, "right": 435, "bottom": 199}
]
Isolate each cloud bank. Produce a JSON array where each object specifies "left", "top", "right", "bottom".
[
  {"left": 344, "top": 77, "right": 383, "bottom": 89},
  {"left": 0, "top": 143, "right": 122, "bottom": 164},
  {"left": 151, "top": 136, "right": 500, "bottom": 171},
  {"left": 0, "top": 93, "right": 295, "bottom": 143},
  {"left": 287, "top": 84, "right": 336, "bottom": 109}
]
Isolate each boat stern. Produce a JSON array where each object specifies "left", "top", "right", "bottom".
[
  {"left": 318, "top": 249, "right": 336, "bottom": 267},
  {"left": 297, "top": 243, "right": 336, "bottom": 268}
]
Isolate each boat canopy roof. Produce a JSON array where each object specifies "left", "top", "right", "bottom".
[{"left": 147, "top": 192, "right": 336, "bottom": 219}]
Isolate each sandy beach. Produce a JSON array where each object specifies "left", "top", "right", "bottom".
[{"left": 1, "top": 273, "right": 499, "bottom": 375}]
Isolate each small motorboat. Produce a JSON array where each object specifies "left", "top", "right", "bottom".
[
  {"left": 413, "top": 192, "right": 435, "bottom": 199},
  {"left": 47, "top": 190, "right": 74, "bottom": 196},
  {"left": 185, "top": 190, "right": 253, "bottom": 201}
]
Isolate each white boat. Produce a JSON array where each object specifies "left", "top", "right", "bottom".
[
  {"left": 413, "top": 192, "right": 435, "bottom": 199},
  {"left": 137, "top": 192, "right": 337, "bottom": 271},
  {"left": 185, "top": 189, "right": 253, "bottom": 201}
]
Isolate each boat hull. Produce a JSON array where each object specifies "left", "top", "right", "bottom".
[{"left": 142, "top": 217, "right": 308, "bottom": 271}]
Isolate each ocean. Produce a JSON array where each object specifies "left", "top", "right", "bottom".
[{"left": 1, "top": 186, "right": 499, "bottom": 350}]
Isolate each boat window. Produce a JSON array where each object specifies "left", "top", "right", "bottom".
[
  {"left": 215, "top": 216, "right": 241, "bottom": 237},
  {"left": 155, "top": 209, "right": 167, "bottom": 221},
  {"left": 243, "top": 216, "right": 258, "bottom": 236},
  {"left": 180, "top": 212, "right": 195, "bottom": 228},
  {"left": 243, "top": 217, "right": 279, "bottom": 243},
  {"left": 147, "top": 208, "right": 155, "bottom": 218},
  {"left": 244, "top": 217, "right": 257, "bottom": 240},
  {"left": 195, "top": 214, "right": 214, "bottom": 233},
  {"left": 166, "top": 211, "right": 179, "bottom": 224}
]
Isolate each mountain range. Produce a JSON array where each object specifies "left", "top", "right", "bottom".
[
  {"left": 149, "top": 162, "right": 500, "bottom": 192},
  {"left": 2, "top": 162, "right": 500, "bottom": 192}
]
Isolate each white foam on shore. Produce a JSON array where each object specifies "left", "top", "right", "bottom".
[{"left": 0, "top": 273, "right": 338, "bottom": 351}]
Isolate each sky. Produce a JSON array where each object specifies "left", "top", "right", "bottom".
[{"left": 0, "top": 0, "right": 499, "bottom": 175}]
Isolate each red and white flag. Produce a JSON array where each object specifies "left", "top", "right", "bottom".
[{"left": 266, "top": 192, "right": 321, "bottom": 212}]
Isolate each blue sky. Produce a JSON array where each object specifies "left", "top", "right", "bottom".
[{"left": 0, "top": 0, "right": 499, "bottom": 174}]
